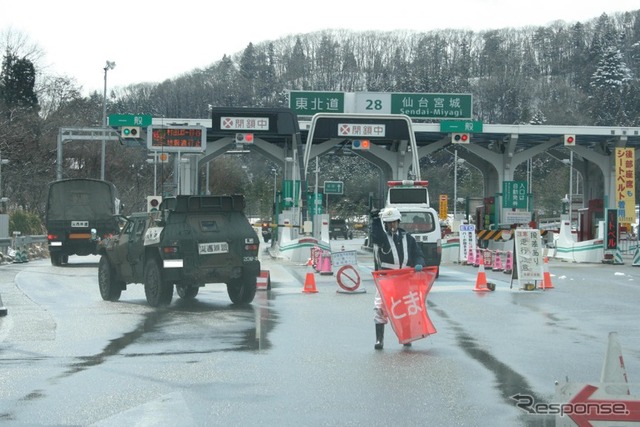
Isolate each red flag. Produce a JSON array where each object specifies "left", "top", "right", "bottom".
[{"left": 372, "top": 267, "right": 437, "bottom": 344}]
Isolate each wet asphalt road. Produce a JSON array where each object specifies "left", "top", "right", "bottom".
[{"left": 1, "top": 239, "right": 639, "bottom": 426}]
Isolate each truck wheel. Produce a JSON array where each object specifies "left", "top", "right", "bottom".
[
  {"left": 98, "top": 255, "right": 123, "bottom": 301},
  {"left": 51, "top": 253, "right": 62, "bottom": 266},
  {"left": 227, "top": 275, "right": 257, "bottom": 305},
  {"left": 144, "top": 258, "right": 173, "bottom": 307},
  {"left": 176, "top": 284, "right": 199, "bottom": 299}
]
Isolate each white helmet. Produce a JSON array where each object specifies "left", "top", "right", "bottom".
[{"left": 380, "top": 207, "right": 402, "bottom": 223}]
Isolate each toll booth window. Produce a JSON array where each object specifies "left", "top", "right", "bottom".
[{"left": 402, "top": 212, "right": 434, "bottom": 233}]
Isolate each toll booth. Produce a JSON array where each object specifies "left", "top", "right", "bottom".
[
  {"left": 578, "top": 199, "right": 603, "bottom": 241},
  {"left": 203, "top": 107, "right": 304, "bottom": 244},
  {"left": 302, "top": 113, "right": 422, "bottom": 240},
  {"left": 475, "top": 197, "right": 496, "bottom": 231}
]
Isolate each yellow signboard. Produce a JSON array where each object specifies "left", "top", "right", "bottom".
[
  {"left": 614, "top": 148, "right": 636, "bottom": 223},
  {"left": 439, "top": 195, "right": 448, "bottom": 220}
]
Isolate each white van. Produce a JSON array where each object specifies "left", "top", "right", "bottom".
[{"left": 385, "top": 180, "right": 442, "bottom": 277}]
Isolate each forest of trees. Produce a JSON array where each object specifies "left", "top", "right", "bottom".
[{"left": 1, "top": 10, "right": 639, "bottom": 232}]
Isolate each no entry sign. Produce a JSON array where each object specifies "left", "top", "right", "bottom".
[{"left": 336, "top": 265, "right": 362, "bottom": 292}]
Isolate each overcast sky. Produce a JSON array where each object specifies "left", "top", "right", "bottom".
[{"left": 1, "top": 0, "right": 638, "bottom": 96}]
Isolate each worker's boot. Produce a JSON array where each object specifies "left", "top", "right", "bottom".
[{"left": 374, "top": 323, "right": 384, "bottom": 350}]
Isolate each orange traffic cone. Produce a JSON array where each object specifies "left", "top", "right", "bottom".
[
  {"left": 473, "top": 257, "right": 492, "bottom": 292},
  {"left": 302, "top": 265, "right": 318, "bottom": 293},
  {"left": 540, "top": 257, "right": 554, "bottom": 289}
]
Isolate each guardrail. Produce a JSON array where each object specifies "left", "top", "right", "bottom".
[
  {"left": 0, "top": 234, "right": 48, "bottom": 263},
  {"left": 0, "top": 235, "right": 48, "bottom": 250}
]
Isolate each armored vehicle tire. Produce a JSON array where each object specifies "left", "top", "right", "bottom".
[
  {"left": 227, "top": 275, "right": 257, "bottom": 305},
  {"left": 51, "top": 253, "right": 62, "bottom": 266},
  {"left": 176, "top": 284, "right": 199, "bottom": 299},
  {"left": 144, "top": 258, "right": 173, "bottom": 307},
  {"left": 98, "top": 255, "right": 123, "bottom": 301}
]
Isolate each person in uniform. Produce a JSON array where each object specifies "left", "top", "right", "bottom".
[{"left": 370, "top": 207, "right": 425, "bottom": 350}]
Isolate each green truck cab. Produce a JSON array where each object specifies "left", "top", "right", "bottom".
[{"left": 97, "top": 194, "right": 261, "bottom": 307}]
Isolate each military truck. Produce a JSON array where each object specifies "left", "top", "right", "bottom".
[
  {"left": 46, "top": 178, "right": 121, "bottom": 266},
  {"left": 97, "top": 194, "right": 261, "bottom": 307},
  {"left": 329, "top": 218, "right": 352, "bottom": 240}
]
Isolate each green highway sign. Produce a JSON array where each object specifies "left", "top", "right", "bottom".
[
  {"left": 307, "top": 193, "right": 324, "bottom": 215},
  {"left": 440, "top": 120, "right": 483, "bottom": 133},
  {"left": 390, "top": 93, "right": 472, "bottom": 119},
  {"left": 324, "top": 181, "right": 344, "bottom": 195},
  {"left": 503, "top": 181, "right": 528, "bottom": 209},
  {"left": 288, "top": 90, "right": 473, "bottom": 119},
  {"left": 289, "top": 91, "right": 345, "bottom": 115},
  {"left": 108, "top": 114, "right": 152, "bottom": 127}
]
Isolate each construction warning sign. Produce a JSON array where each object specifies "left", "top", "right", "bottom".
[
  {"left": 331, "top": 250, "right": 358, "bottom": 267},
  {"left": 459, "top": 224, "right": 476, "bottom": 263},
  {"left": 513, "top": 229, "right": 544, "bottom": 282}
]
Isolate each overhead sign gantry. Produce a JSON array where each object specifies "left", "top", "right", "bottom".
[
  {"left": 204, "top": 107, "right": 302, "bottom": 182},
  {"left": 302, "top": 113, "right": 421, "bottom": 183}
]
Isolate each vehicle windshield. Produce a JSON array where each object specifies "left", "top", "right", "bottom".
[{"left": 400, "top": 212, "right": 435, "bottom": 233}]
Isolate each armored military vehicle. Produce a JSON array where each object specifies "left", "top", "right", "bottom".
[
  {"left": 329, "top": 218, "right": 352, "bottom": 240},
  {"left": 97, "top": 194, "right": 261, "bottom": 307}
]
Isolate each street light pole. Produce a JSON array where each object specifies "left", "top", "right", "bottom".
[
  {"left": 272, "top": 168, "right": 278, "bottom": 220},
  {"left": 453, "top": 150, "right": 465, "bottom": 222},
  {"left": 569, "top": 150, "right": 573, "bottom": 223},
  {"left": 0, "top": 151, "right": 9, "bottom": 211},
  {"left": 101, "top": 60, "right": 116, "bottom": 181},
  {"left": 454, "top": 149, "right": 458, "bottom": 220},
  {"left": 562, "top": 152, "right": 574, "bottom": 222},
  {"left": 272, "top": 169, "right": 278, "bottom": 206}
]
